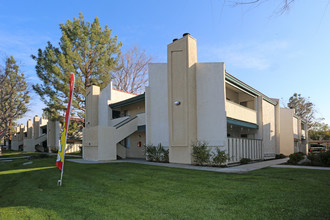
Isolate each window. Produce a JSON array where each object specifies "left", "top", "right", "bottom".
[
  {"left": 112, "top": 110, "right": 120, "bottom": 119},
  {"left": 240, "top": 101, "right": 248, "bottom": 107}
]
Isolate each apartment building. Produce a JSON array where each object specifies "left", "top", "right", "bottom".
[
  {"left": 83, "top": 34, "right": 307, "bottom": 164},
  {"left": 11, "top": 116, "right": 81, "bottom": 153}
]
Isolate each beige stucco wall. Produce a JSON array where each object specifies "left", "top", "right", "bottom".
[
  {"left": 85, "top": 86, "right": 100, "bottom": 128},
  {"left": 167, "top": 35, "right": 197, "bottom": 164},
  {"left": 226, "top": 84, "right": 256, "bottom": 110},
  {"left": 26, "top": 120, "right": 33, "bottom": 139},
  {"left": 47, "top": 120, "right": 60, "bottom": 149},
  {"left": 23, "top": 139, "right": 35, "bottom": 152},
  {"left": 226, "top": 100, "right": 257, "bottom": 124},
  {"left": 33, "top": 116, "right": 40, "bottom": 139},
  {"left": 262, "top": 100, "right": 276, "bottom": 158},
  {"left": 279, "top": 108, "right": 294, "bottom": 155},
  {"left": 226, "top": 86, "right": 239, "bottom": 103},
  {"left": 97, "top": 126, "right": 117, "bottom": 161},
  {"left": 98, "top": 83, "right": 112, "bottom": 127},
  {"left": 114, "top": 101, "right": 145, "bottom": 118},
  {"left": 109, "top": 86, "right": 137, "bottom": 104},
  {"left": 83, "top": 81, "right": 145, "bottom": 161},
  {"left": 239, "top": 92, "right": 256, "bottom": 110},
  {"left": 126, "top": 131, "right": 146, "bottom": 158},
  {"left": 146, "top": 63, "right": 169, "bottom": 147},
  {"left": 196, "top": 62, "right": 227, "bottom": 149},
  {"left": 293, "top": 117, "right": 299, "bottom": 138},
  {"left": 83, "top": 126, "right": 117, "bottom": 161}
]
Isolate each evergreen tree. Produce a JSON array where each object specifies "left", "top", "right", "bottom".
[
  {"left": 0, "top": 56, "right": 30, "bottom": 148},
  {"left": 32, "top": 12, "right": 122, "bottom": 120}
]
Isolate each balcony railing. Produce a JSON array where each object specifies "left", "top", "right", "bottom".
[
  {"left": 227, "top": 137, "right": 262, "bottom": 163},
  {"left": 225, "top": 100, "right": 257, "bottom": 124}
]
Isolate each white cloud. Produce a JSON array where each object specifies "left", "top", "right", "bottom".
[{"left": 199, "top": 40, "right": 289, "bottom": 70}]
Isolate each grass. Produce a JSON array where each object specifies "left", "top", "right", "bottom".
[
  {"left": 0, "top": 150, "right": 39, "bottom": 158},
  {"left": 0, "top": 153, "right": 330, "bottom": 219}
]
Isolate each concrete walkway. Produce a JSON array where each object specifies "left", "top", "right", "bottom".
[
  {"left": 272, "top": 164, "right": 330, "bottom": 170},
  {"left": 67, "top": 158, "right": 289, "bottom": 174},
  {"left": 0, "top": 156, "right": 30, "bottom": 160}
]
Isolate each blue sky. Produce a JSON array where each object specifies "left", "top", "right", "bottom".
[{"left": 1, "top": 0, "right": 329, "bottom": 125}]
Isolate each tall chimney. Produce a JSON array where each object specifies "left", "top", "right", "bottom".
[{"left": 167, "top": 33, "right": 197, "bottom": 164}]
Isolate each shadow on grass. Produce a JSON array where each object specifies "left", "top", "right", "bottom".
[{"left": 1, "top": 158, "right": 330, "bottom": 219}]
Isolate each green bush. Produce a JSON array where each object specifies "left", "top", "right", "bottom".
[
  {"left": 192, "top": 141, "right": 211, "bottom": 166},
  {"left": 319, "top": 151, "right": 330, "bottom": 167},
  {"left": 50, "top": 147, "right": 58, "bottom": 153},
  {"left": 162, "top": 146, "right": 169, "bottom": 163},
  {"left": 275, "top": 154, "right": 286, "bottom": 159},
  {"left": 212, "top": 148, "right": 228, "bottom": 166},
  {"left": 310, "top": 151, "right": 330, "bottom": 167},
  {"left": 145, "top": 143, "right": 169, "bottom": 163},
  {"left": 288, "top": 152, "right": 305, "bottom": 165},
  {"left": 240, "top": 158, "right": 251, "bottom": 164}
]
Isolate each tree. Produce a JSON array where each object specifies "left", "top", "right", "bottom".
[
  {"left": 233, "top": 0, "right": 295, "bottom": 14},
  {"left": 32, "top": 12, "right": 122, "bottom": 120},
  {"left": 0, "top": 56, "right": 30, "bottom": 148},
  {"left": 287, "top": 93, "right": 318, "bottom": 129},
  {"left": 309, "top": 122, "right": 330, "bottom": 140},
  {"left": 112, "top": 45, "right": 152, "bottom": 94}
]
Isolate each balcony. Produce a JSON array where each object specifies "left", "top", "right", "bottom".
[{"left": 225, "top": 100, "right": 257, "bottom": 124}]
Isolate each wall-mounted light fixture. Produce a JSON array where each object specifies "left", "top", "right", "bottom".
[{"left": 174, "top": 101, "right": 181, "bottom": 105}]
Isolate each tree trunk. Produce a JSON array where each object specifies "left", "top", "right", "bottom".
[{"left": 8, "top": 119, "right": 12, "bottom": 150}]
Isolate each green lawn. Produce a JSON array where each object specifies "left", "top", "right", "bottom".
[{"left": 0, "top": 152, "right": 330, "bottom": 219}]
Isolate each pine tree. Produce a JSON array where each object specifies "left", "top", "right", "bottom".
[
  {"left": 32, "top": 12, "right": 122, "bottom": 120},
  {"left": 0, "top": 56, "right": 30, "bottom": 148}
]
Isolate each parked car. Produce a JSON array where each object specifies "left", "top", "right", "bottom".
[{"left": 309, "top": 144, "right": 326, "bottom": 153}]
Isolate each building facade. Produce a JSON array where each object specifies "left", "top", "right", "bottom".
[
  {"left": 81, "top": 34, "right": 308, "bottom": 164},
  {"left": 11, "top": 116, "right": 81, "bottom": 153}
]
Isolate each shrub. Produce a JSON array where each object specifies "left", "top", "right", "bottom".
[
  {"left": 192, "top": 141, "right": 211, "bottom": 166},
  {"left": 50, "top": 147, "right": 58, "bottom": 153},
  {"left": 145, "top": 143, "right": 169, "bottom": 163},
  {"left": 308, "top": 152, "right": 330, "bottom": 167},
  {"left": 212, "top": 148, "right": 228, "bottom": 166},
  {"left": 162, "top": 146, "right": 169, "bottom": 163},
  {"left": 275, "top": 154, "right": 286, "bottom": 159},
  {"left": 307, "top": 152, "right": 321, "bottom": 166},
  {"left": 146, "top": 145, "right": 156, "bottom": 161},
  {"left": 240, "top": 158, "right": 251, "bottom": 164},
  {"left": 318, "top": 151, "right": 330, "bottom": 167},
  {"left": 288, "top": 152, "right": 305, "bottom": 165}
]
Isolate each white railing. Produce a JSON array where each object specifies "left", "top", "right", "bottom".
[
  {"left": 66, "top": 143, "right": 81, "bottom": 153},
  {"left": 225, "top": 100, "right": 257, "bottom": 124},
  {"left": 227, "top": 137, "right": 262, "bottom": 163},
  {"left": 109, "top": 116, "right": 129, "bottom": 127}
]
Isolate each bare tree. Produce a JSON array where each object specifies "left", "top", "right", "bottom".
[
  {"left": 112, "top": 45, "right": 152, "bottom": 94},
  {"left": 232, "top": 0, "right": 295, "bottom": 14}
]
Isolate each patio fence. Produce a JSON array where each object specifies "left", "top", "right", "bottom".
[{"left": 227, "top": 137, "right": 262, "bottom": 163}]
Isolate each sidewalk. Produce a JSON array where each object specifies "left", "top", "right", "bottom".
[
  {"left": 67, "top": 158, "right": 289, "bottom": 174},
  {"left": 271, "top": 164, "right": 330, "bottom": 170}
]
